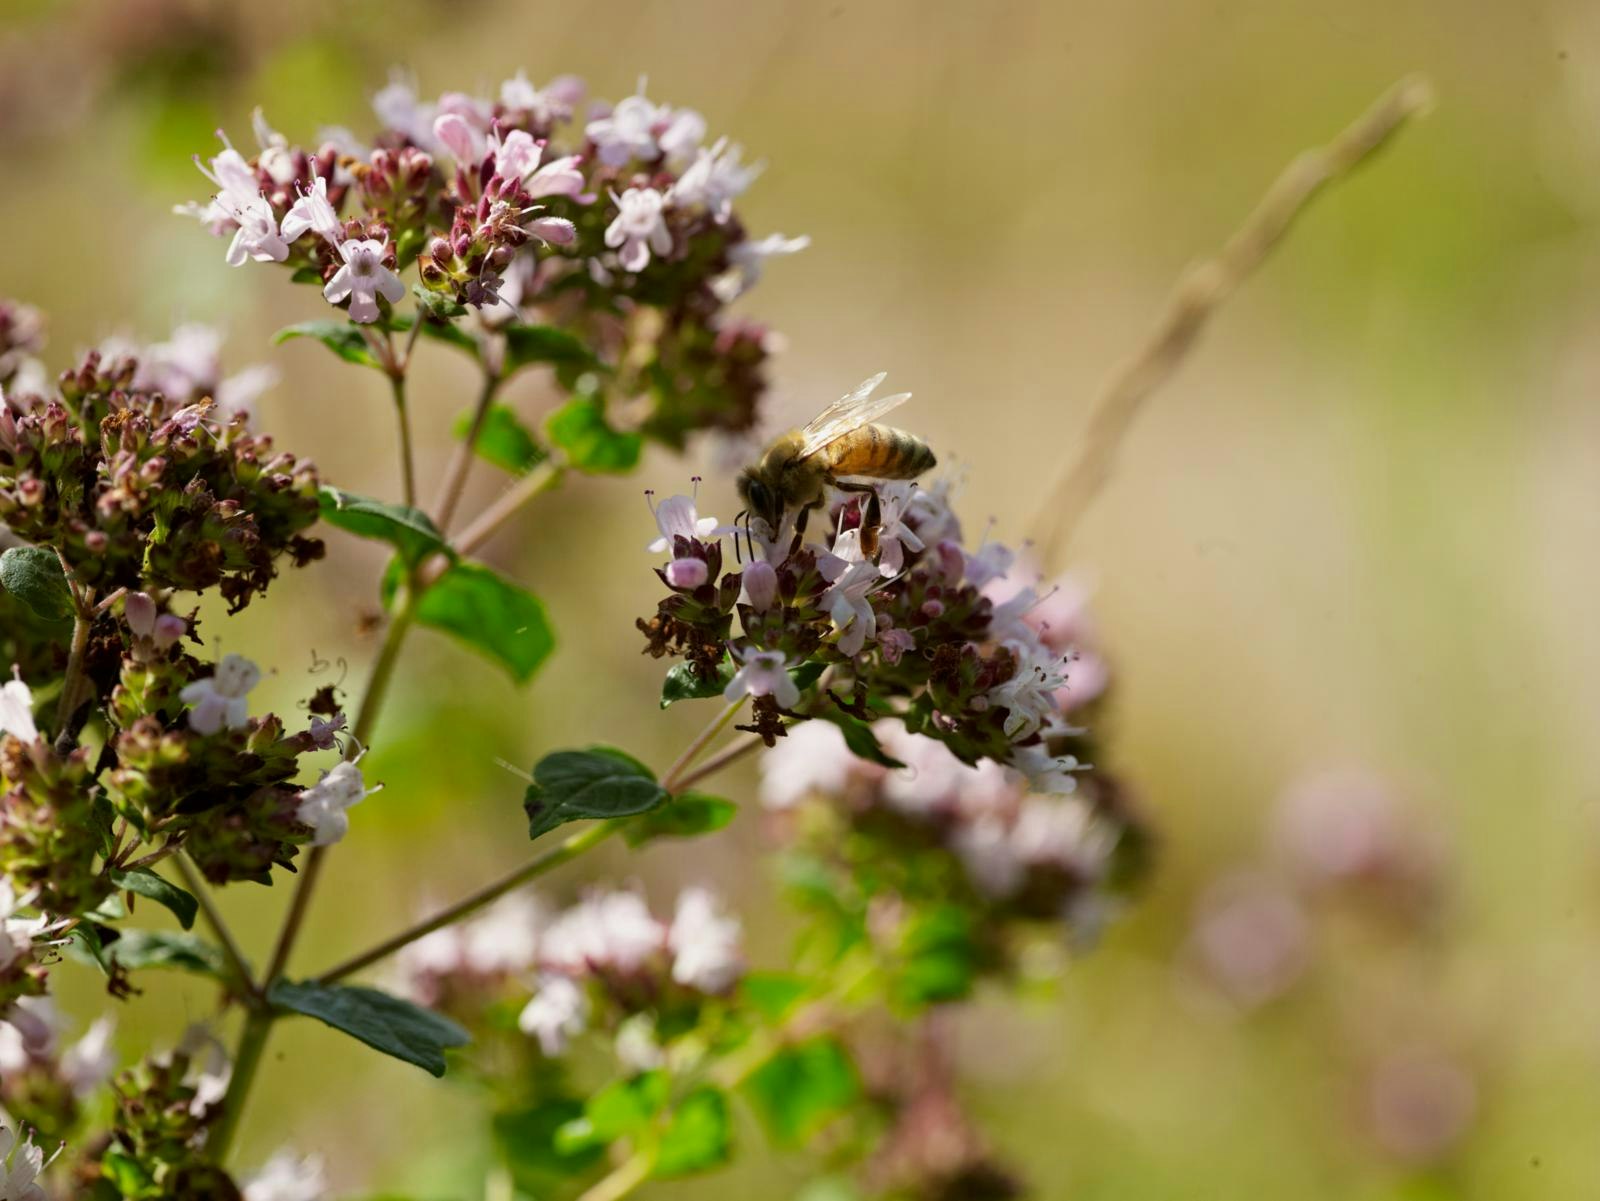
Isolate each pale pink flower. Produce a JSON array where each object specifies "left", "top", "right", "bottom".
[
  {"left": 1187, "top": 872, "right": 1310, "bottom": 1008},
  {"left": 710, "top": 232, "right": 809, "bottom": 301},
  {"left": 295, "top": 761, "right": 378, "bottom": 847},
  {"left": 0, "top": 673, "right": 38, "bottom": 744},
  {"left": 723, "top": 647, "right": 799, "bottom": 709},
  {"left": 323, "top": 239, "right": 406, "bottom": 324},
  {"left": 668, "top": 888, "right": 743, "bottom": 993},
  {"left": 280, "top": 175, "right": 343, "bottom": 246},
  {"left": 757, "top": 720, "right": 865, "bottom": 811},
  {"left": 179, "top": 654, "right": 260, "bottom": 735},
  {"left": 518, "top": 975, "right": 589, "bottom": 1056},
  {"left": 605, "top": 187, "right": 673, "bottom": 272}
]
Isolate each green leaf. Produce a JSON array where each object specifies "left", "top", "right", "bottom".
[
  {"left": 659, "top": 661, "right": 733, "bottom": 708},
  {"left": 452, "top": 404, "right": 545, "bottom": 475},
  {"left": 289, "top": 265, "right": 324, "bottom": 286},
  {"left": 414, "top": 561, "right": 554, "bottom": 684},
  {"left": 739, "top": 972, "right": 810, "bottom": 1024},
  {"left": 109, "top": 867, "right": 198, "bottom": 930},
  {"left": 100, "top": 1150, "right": 155, "bottom": 1194},
  {"left": 64, "top": 923, "right": 117, "bottom": 975},
  {"left": 624, "top": 792, "right": 736, "bottom": 846},
  {"left": 654, "top": 1087, "right": 732, "bottom": 1177},
  {"left": 556, "top": 1072, "right": 669, "bottom": 1154},
  {"left": 104, "top": 930, "right": 228, "bottom": 978},
  {"left": 267, "top": 979, "right": 470, "bottom": 1077},
  {"left": 493, "top": 1099, "right": 604, "bottom": 1188},
  {"left": 0, "top": 546, "right": 74, "bottom": 621},
  {"left": 523, "top": 747, "right": 667, "bottom": 841},
  {"left": 817, "top": 712, "right": 906, "bottom": 769},
  {"left": 894, "top": 905, "right": 977, "bottom": 1005},
  {"left": 546, "top": 395, "right": 641, "bottom": 474},
  {"left": 318, "top": 487, "right": 450, "bottom": 569},
  {"left": 503, "top": 323, "right": 598, "bottom": 378},
  {"left": 743, "top": 1037, "right": 860, "bottom": 1146},
  {"left": 273, "top": 321, "right": 381, "bottom": 370},
  {"left": 413, "top": 284, "right": 467, "bottom": 320}
]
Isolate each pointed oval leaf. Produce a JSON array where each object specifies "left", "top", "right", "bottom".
[
  {"left": 0, "top": 546, "right": 74, "bottom": 621},
  {"left": 523, "top": 747, "right": 666, "bottom": 841},
  {"left": 318, "top": 487, "right": 450, "bottom": 569},
  {"left": 414, "top": 561, "right": 554, "bottom": 684},
  {"left": 268, "top": 978, "right": 470, "bottom": 1077},
  {"left": 110, "top": 867, "right": 198, "bottom": 930},
  {"left": 273, "top": 321, "right": 382, "bottom": 370}
]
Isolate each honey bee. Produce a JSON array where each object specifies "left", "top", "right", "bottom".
[{"left": 736, "top": 372, "right": 937, "bottom": 553}]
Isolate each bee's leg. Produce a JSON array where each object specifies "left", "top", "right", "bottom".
[{"left": 794, "top": 504, "right": 811, "bottom": 536}]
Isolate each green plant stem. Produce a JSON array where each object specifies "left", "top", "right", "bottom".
[
  {"left": 317, "top": 821, "right": 618, "bottom": 986},
  {"left": 52, "top": 607, "right": 91, "bottom": 742},
  {"left": 671, "top": 732, "right": 761, "bottom": 793},
  {"left": 452, "top": 458, "right": 565, "bottom": 557},
  {"left": 389, "top": 373, "right": 417, "bottom": 508},
  {"left": 212, "top": 583, "right": 421, "bottom": 1166},
  {"left": 575, "top": 1146, "right": 656, "bottom": 1201},
  {"left": 312, "top": 698, "right": 748, "bottom": 986},
  {"left": 432, "top": 372, "right": 501, "bottom": 534},
  {"left": 173, "top": 853, "right": 254, "bottom": 995}
]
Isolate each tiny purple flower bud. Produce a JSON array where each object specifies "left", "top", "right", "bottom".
[
  {"left": 152, "top": 614, "right": 187, "bottom": 650},
  {"left": 741, "top": 561, "right": 777, "bottom": 612},
  {"left": 125, "top": 592, "right": 157, "bottom": 639},
  {"left": 666, "top": 558, "right": 709, "bottom": 589}
]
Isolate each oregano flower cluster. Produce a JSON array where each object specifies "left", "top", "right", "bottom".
[{"left": 0, "top": 66, "right": 1156, "bottom": 1201}]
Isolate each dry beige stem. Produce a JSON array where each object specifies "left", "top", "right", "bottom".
[{"left": 1031, "top": 74, "right": 1435, "bottom": 567}]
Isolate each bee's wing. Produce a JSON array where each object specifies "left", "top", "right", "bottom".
[{"left": 797, "top": 372, "right": 913, "bottom": 460}]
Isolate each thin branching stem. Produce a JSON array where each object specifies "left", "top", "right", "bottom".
[
  {"left": 1029, "top": 75, "right": 1433, "bottom": 566},
  {"left": 173, "top": 854, "right": 255, "bottom": 996},
  {"left": 433, "top": 371, "right": 502, "bottom": 533},
  {"left": 389, "top": 372, "right": 418, "bottom": 509},
  {"left": 312, "top": 698, "right": 749, "bottom": 986},
  {"left": 452, "top": 458, "right": 565, "bottom": 557}
]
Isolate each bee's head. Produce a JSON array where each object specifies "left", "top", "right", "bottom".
[{"left": 736, "top": 468, "right": 782, "bottom": 534}]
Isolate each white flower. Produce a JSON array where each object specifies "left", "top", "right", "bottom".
[
  {"left": 179, "top": 653, "right": 260, "bottom": 735},
  {"left": 175, "top": 1025, "right": 232, "bottom": 1116},
  {"left": 215, "top": 363, "right": 281, "bottom": 422},
  {"left": 372, "top": 71, "right": 437, "bottom": 148},
  {"left": 987, "top": 640, "right": 1071, "bottom": 740},
  {"left": 657, "top": 107, "right": 707, "bottom": 166},
  {"left": 295, "top": 761, "right": 378, "bottom": 847},
  {"left": 710, "top": 232, "right": 809, "bottom": 302},
  {"left": 250, "top": 107, "right": 297, "bottom": 186},
  {"left": 1008, "top": 744, "right": 1086, "bottom": 796},
  {"left": 491, "top": 130, "right": 586, "bottom": 201},
  {"left": 323, "top": 238, "right": 406, "bottom": 324},
  {"left": 459, "top": 894, "right": 545, "bottom": 975},
  {"left": 0, "top": 997, "right": 60, "bottom": 1074},
  {"left": 963, "top": 540, "right": 1015, "bottom": 589},
  {"left": 952, "top": 815, "right": 1025, "bottom": 898},
  {"left": 0, "top": 673, "right": 38, "bottom": 744},
  {"left": 757, "top": 719, "right": 862, "bottom": 811},
  {"left": 0, "top": 1124, "right": 50, "bottom": 1201},
  {"left": 60, "top": 1017, "right": 117, "bottom": 1098},
  {"left": 540, "top": 891, "right": 664, "bottom": 976},
  {"left": 0, "top": 882, "right": 39, "bottom": 975},
  {"left": 646, "top": 492, "right": 726, "bottom": 552},
  {"left": 1010, "top": 796, "right": 1111, "bottom": 876},
  {"left": 671, "top": 138, "right": 761, "bottom": 220},
  {"left": 280, "top": 175, "right": 343, "bottom": 246},
  {"left": 819, "top": 556, "right": 882, "bottom": 656},
  {"left": 518, "top": 975, "right": 589, "bottom": 1056},
  {"left": 433, "top": 112, "right": 486, "bottom": 166},
  {"left": 223, "top": 194, "right": 290, "bottom": 267},
  {"left": 870, "top": 483, "right": 926, "bottom": 577},
  {"left": 604, "top": 187, "right": 673, "bottom": 272},
  {"left": 723, "top": 647, "right": 799, "bottom": 709},
  {"left": 667, "top": 888, "right": 743, "bottom": 994},
  {"left": 586, "top": 90, "right": 664, "bottom": 166},
  {"left": 876, "top": 726, "right": 1017, "bottom": 820},
  {"left": 243, "top": 1150, "right": 328, "bottom": 1201},
  {"left": 614, "top": 1013, "right": 664, "bottom": 1072},
  {"left": 500, "top": 71, "right": 580, "bottom": 125}
]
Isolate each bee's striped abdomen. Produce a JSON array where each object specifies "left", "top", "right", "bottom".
[{"left": 823, "top": 424, "right": 937, "bottom": 481}]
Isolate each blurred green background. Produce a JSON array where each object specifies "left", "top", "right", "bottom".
[{"left": 5, "top": 0, "right": 1597, "bottom": 1196}]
